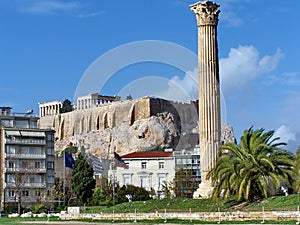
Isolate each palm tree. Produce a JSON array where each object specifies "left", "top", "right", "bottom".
[
  {"left": 208, "top": 127, "right": 295, "bottom": 202},
  {"left": 293, "top": 147, "right": 300, "bottom": 193}
]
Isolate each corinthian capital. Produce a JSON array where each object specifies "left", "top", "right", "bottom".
[{"left": 190, "top": 1, "right": 220, "bottom": 26}]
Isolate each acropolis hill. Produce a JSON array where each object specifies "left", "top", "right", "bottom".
[{"left": 38, "top": 94, "right": 235, "bottom": 158}]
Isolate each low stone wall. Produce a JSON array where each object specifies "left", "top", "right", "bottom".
[{"left": 59, "top": 210, "right": 300, "bottom": 222}]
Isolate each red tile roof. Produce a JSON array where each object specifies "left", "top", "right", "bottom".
[{"left": 121, "top": 151, "right": 173, "bottom": 158}]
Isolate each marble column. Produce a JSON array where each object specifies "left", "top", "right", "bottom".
[{"left": 190, "top": 1, "right": 221, "bottom": 198}]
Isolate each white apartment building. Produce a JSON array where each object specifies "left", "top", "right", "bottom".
[
  {"left": 112, "top": 151, "right": 175, "bottom": 198},
  {"left": 0, "top": 107, "right": 55, "bottom": 210}
]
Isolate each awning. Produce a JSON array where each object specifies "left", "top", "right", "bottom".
[
  {"left": 5, "top": 130, "right": 21, "bottom": 136},
  {"left": 20, "top": 131, "right": 45, "bottom": 137}
]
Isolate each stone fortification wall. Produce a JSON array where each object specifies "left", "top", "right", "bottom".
[
  {"left": 38, "top": 97, "right": 152, "bottom": 141},
  {"left": 38, "top": 97, "right": 186, "bottom": 157},
  {"left": 38, "top": 97, "right": 232, "bottom": 158}
]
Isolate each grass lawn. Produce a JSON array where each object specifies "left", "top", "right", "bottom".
[
  {"left": 1, "top": 194, "right": 300, "bottom": 224},
  {"left": 0, "top": 217, "right": 55, "bottom": 225},
  {"left": 83, "top": 194, "right": 300, "bottom": 213}
]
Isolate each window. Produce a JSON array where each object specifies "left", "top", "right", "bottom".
[
  {"left": 21, "top": 146, "right": 30, "bottom": 154},
  {"left": 34, "top": 175, "right": 42, "bottom": 183},
  {"left": 47, "top": 148, "right": 54, "bottom": 155},
  {"left": 35, "top": 161, "right": 41, "bottom": 168},
  {"left": 7, "top": 174, "right": 15, "bottom": 183},
  {"left": 141, "top": 162, "right": 147, "bottom": 169},
  {"left": 123, "top": 174, "right": 132, "bottom": 186},
  {"left": 157, "top": 173, "right": 167, "bottom": 191},
  {"left": 8, "top": 161, "right": 15, "bottom": 168},
  {"left": 176, "top": 158, "right": 182, "bottom": 165},
  {"left": 159, "top": 162, "right": 164, "bottom": 169},
  {"left": 15, "top": 120, "right": 29, "bottom": 128},
  {"left": 1, "top": 119, "right": 13, "bottom": 127},
  {"left": 30, "top": 120, "right": 37, "bottom": 128},
  {"left": 47, "top": 176, "right": 55, "bottom": 184},
  {"left": 6, "top": 145, "right": 16, "bottom": 154},
  {"left": 32, "top": 147, "right": 42, "bottom": 155},
  {"left": 138, "top": 175, "right": 151, "bottom": 190},
  {"left": 47, "top": 162, "right": 54, "bottom": 170},
  {"left": 186, "top": 158, "right": 192, "bottom": 164},
  {"left": 22, "top": 190, "right": 29, "bottom": 197},
  {"left": 46, "top": 134, "right": 54, "bottom": 142},
  {"left": 8, "top": 190, "right": 15, "bottom": 197}
]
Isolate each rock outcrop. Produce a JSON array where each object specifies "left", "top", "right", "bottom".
[
  {"left": 39, "top": 97, "right": 235, "bottom": 158},
  {"left": 54, "top": 113, "right": 235, "bottom": 158}
]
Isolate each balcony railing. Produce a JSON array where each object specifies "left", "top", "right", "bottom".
[
  {"left": 5, "top": 182, "right": 47, "bottom": 188},
  {"left": 6, "top": 138, "right": 46, "bottom": 145},
  {"left": 5, "top": 167, "right": 46, "bottom": 173},
  {"left": 5, "top": 153, "right": 46, "bottom": 159}
]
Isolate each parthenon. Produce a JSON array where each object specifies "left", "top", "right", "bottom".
[{"left": 76, "top": 93, "right": 120, "bottom": 110}]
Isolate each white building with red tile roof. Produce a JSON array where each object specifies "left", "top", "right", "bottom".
[{"left": 112, "top": 151, "right": 175, "bottom": 198}]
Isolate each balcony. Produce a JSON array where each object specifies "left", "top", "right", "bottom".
[
  {"left": 5, "top": 182, "right": 47, "bottom": 188},
  {"left": 6, "top": 138, "right": 46, "bottom": 145},
  {"left": 5, "top": 167, "right": 46, "bottom": 173},
  {"left": 5, "top": 153, "right": 46, "bottom": 159}
]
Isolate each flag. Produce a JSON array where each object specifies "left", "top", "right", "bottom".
[
  {"left": 65, "top": 151, "right": 75, "bottom": 169},
  {"left": 114, "top": 152, "right": 129, "bottom": 169}
]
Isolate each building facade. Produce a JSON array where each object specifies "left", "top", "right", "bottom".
[
  {"left": 174, "top": 146, "right": 201, "bottom": 198},
  {"left": 109, "top": 148, "right": 202, "bottom": 199},
  {"left": 111, "top": 151, "right": 175, "bottom": 199},
  {"left": 0, "top": 107, "right": 55, "bottom": 210}
]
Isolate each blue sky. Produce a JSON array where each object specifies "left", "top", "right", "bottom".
[{"left": 0, "top": 0, "right": 299, "bottom": 152}]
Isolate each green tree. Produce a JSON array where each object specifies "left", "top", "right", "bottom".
[
  {"left": 116, "top": 185, "right": 151, "bottom": 204},
  {"left": 71, "top": 153, "right": 96, "bottom": 205},
  {"left": 59, "top": 99, "right": 73, "bottom": 113},
  {"left": 88, "top": 188, "right": 107, "bottom": 206},
  {"left": 208, "top": 127, "right": 295, "bottom": 202},
  {"left": 293, "top": 146, "right": 300, "bottom": 193},
  {"left": 173, "top": 168, "right": 197, "bottom": 198}
]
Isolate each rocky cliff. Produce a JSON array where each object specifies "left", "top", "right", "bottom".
[{"left": 38, "top": 97, "right": 235, "bottom": 158}]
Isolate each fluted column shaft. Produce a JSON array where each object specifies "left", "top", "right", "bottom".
[
  {"left": 198, "top": 24, "right": 220, "bottom": 177},
  {"left": 190, "top": 1, "right": 221, "bottom": 198}
]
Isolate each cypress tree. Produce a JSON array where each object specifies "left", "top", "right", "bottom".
[{"left": 71, "top": 152, "right": 95, "bottom": 205}]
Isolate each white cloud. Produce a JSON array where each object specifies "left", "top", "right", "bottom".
[
  {"left": 23, "top": 1, "right": 79, "bottom": 14},
  {"left": 142, "top": 45, "right": 284, "bottom": 106},
  {"left": 274, "top": 125, "right": 296, "bottom": 144},
  {"left": 219, "top": 45, "right": 284, "bottom": 96}
]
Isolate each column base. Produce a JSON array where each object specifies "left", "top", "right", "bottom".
[{"left": 193, "top": 181, "right": 214, "bottom": 199}]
